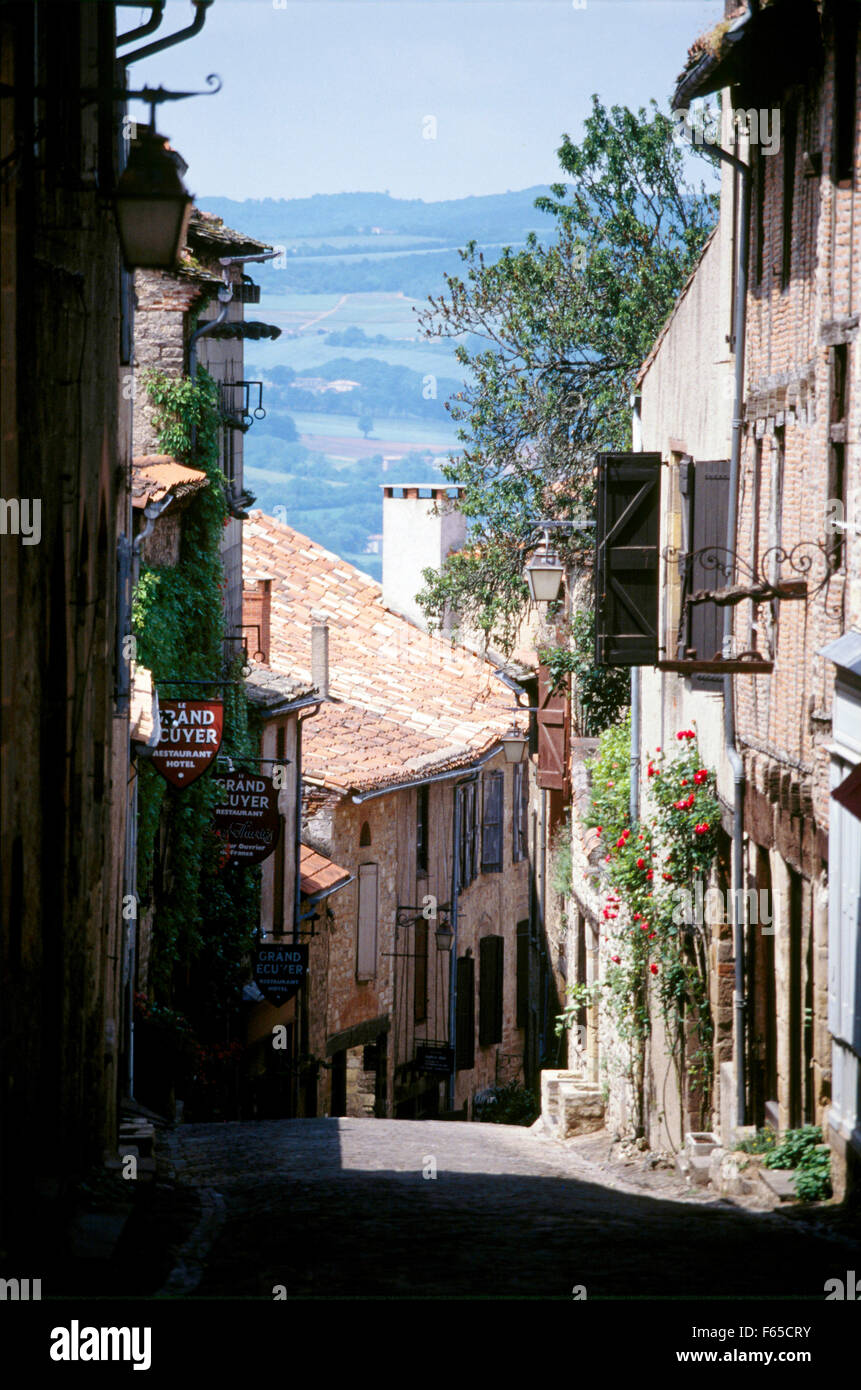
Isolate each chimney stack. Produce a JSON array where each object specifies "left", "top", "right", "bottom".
[
  {"left": 381, "top": 484, "right": 466, "bottom": 630},
  {"left": 310, "top": 610, "right": 329, "bottom": 699},
  {"left": 242, "top": 578, "right": 271, "bottom": 664}
]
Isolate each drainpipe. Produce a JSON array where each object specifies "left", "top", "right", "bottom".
[
  {"left": 681, "top": 114, "right": 751, "bottom": 1130},
  {"left": 116, "top": 2, "right": 166, "bottom": 49},
  {"left": 121, "top": 0, "right": 213, "bottom": 66},
  {"left": 189, "top": 287, "right": 232, "bottom": 383}
]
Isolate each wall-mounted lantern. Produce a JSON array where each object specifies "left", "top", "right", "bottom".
[
  {"left": 114, "top": 127, "right": 193, "bottom": 270},
  {"left": 435, "top": 918, "right": 454, "bottom": 953},
  {"left": 525, "top": 532, "right": 565, "bottom": 604},
  {"left": 500, "top": 726, "right": 530, "bottom": 764}
]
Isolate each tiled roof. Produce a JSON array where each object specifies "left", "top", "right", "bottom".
[
  {"left": 188, "top": 209, "right": 270, "bottom": 256},
  {"left": 243, "top": 511, "right": 523, "bottom": 794},
  {"left": 132, "top": 455, "right": 210, "bottom": 510},
  {"left": 299, "top": 844, "right": 353, "bottom": 900},
  {"left": 244, "top": 666, "right": 317, "bottom": 710}
]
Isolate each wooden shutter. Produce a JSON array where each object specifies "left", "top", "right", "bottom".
[
  {"left": 537, "top": 661, "right": 569, "bottom": 793},
  {"left": 481, "top": 770, "right": 504, "bottom": 873},
  {"left": 460, "top": 784, "right": 475, "bottom": 888},
  {"left": 356, "top": 863, "right": 378, "bottom": 980},
  {"left": 479, "top": 935, "right": 504, "bottom": 1046},
  {"left": 687, "top": 458, "right": 731, "bottom": 690},
  {"left": 455, "top": 956, "right": 475, "bottom": 1070},
  {"left": 594, "top": 452, "right": 661, "bottom": 666},
  {"left": 512, "top": 763, "right": 524, "bottom": 862},
  {"left": 472, "top": 781, "right": 481, "bottom": 882},
  {"left": 516, "top": 920, "right": 530, "bottom": 1028}
]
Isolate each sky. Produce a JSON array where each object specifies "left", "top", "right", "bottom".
[{"left": 126, "top": 0, "right": 725, "bottom": 203}]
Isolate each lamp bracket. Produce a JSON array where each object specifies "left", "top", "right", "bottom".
[{"left": 75, "top": 74, "right": 223, "bottom": 128}]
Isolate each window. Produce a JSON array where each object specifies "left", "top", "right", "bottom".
[
  {"left": 359, "top": 820, "right": 372, "bottom": 847},
  {"left": 834, "top": 0, "right": 859, "bottom": 183},
  {"left": 829, "top": 343, "right": 849, "bottom": 571},
  {"left": 455, "top": 955, "right": 475, "bottom": 1070},
  {"left": 459, "top": 782, "right": 480, "bottom": 889},
  {"left": 512, "top": 762, "right": 529, "bottom": 863},
  {"left": 479, "top": 935, "right": 504, "bottom": 1046},
  {"left": 516, "top": 920, "right": 530, "bottom": 1030},
  {"left": 356, "top": 863, "right": 378, "bottom": 980},
  {"left": 781, "top": 103, "right": 797, "bottom": 289},
  {"left": 414, "top": 918, "right": 428, "bottom": 1024},
  {"left": 480, "top": 770, "right": 504, "bottom": 873},
  {"left": 416, "top": 784, "right": 429, "bottom": 876}
]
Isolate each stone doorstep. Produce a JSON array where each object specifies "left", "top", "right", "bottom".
[
  {"left": 676, "top": 1152, "right": 713, "bottom": 1187},
  {"left": 755, "top": 1166, "right": 800, "bottom": 1202}
]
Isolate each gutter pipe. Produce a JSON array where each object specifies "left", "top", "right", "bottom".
[{"left": 122, "top": 0, "right": 213, "bottom": 66}]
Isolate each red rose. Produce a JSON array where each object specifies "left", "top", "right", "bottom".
[
  {"left": 611, "top": 955, "right": 621, "bottom": 965},
  {"left": 646, "top": 869, "right": 654, "bottom": 880},
  {"left": 650, "top": 963, "right": 658, "bottom": 975},
  {"left": 694, "top": 822, "right": 710, "bottom": 835},
  {"left": 637, "top": 857, "right": 646, "bottom": 869},
  {"left": 694, "top": 770, "right": 707, "bottom": 785},
  {"left": 648, "top": 933, "right": 656, "bottom": 940}
]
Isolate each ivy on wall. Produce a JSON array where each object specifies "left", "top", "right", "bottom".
[
  {"left": 133, "top": 369, "right": 259, "bottom": 1019},
  {"left": 558, "top": 716, "right": 721, "bottom": 1136}
]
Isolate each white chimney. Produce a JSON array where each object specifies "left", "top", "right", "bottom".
[
  {"left": 381, "top": 484, "right": 466, "bottom": 630},
  {"left": 310, "top": 610, "right": 329, "bottom": 698}
]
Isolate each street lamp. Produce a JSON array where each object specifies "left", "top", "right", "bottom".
[
  {"left": 435, "top": 917, "right": 454, "bottom": 952},
  {"left": 500, "top": 726, "right": 529, "bottom": 764},
  {"left": 525, "top": 531, "right": 565, "bottom": 603},
  {"left": 114, "top": 127, "right": 193, "bottom": 270}
]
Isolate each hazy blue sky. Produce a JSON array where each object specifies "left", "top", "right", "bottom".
[{"left": 126, "top": 0, "right": 724, "bottom": 202}]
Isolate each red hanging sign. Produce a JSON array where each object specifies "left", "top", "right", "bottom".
[
  {"left": 151, "top": 700, "right": 224, "bottom": 788},
  {"left": 212, "top": 771, "right": 281, "bottom": 867}
]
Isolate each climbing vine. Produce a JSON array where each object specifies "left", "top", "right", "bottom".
[
  {"left": 558, "top": 716, "right": 721, "bottom": 1134},
  {"left": 133, "top": 369, "right": 259, "bottom": 1020}
]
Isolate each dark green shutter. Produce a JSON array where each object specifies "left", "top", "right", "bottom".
[
  {"left": 594, "top": 452, "right": 661, "bottom": 666},
  {"left": 687, "top": 458, "right": 731, "bottom": 689},
  {"left": 481, "top": 770, "right": 504, "bottom": 872},
  {"left": 479, "top": 935, "right": 504, "bottom": 1046},
  {"left": 455, "top": 956, "right": 475, "bottom": 1070}
]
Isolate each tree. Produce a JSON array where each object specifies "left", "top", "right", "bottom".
[
  {"left": 415, "top": 96, "right": 718, "bottom": 658},
  {"left": 358, "top": 414, "right": 374, "bottom": 438}
]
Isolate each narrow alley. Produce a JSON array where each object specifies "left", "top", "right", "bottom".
[{"left": 136, "top": 1118, "right": 861, "bottom": 1301}]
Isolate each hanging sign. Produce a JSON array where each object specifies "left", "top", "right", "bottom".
[
  {"left": 253, "top": 943, "right": 309, "bottom": 1006},
  {"left": 151, "top": 700, "right": 224, "bottom": 787},
  {"left": 415, "top": 1044, "right": 454, "bottom": 1075},
  {"left": 212, "top": 770, "right": 281, "bottom": 866}
]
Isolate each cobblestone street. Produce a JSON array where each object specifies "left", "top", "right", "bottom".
[{"left": 155, "top": 1118, "right": 861, "bottom": 1300}]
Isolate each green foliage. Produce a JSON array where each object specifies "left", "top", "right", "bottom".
[
  {"left": 540, "top": 607, "right": 630, "bottom": 736},
  {"left": 762, "top": 1126, "right": 832, "bottom": 1202},
  {"left": 133, "top": 370, "right": 259, "bottom": 1028},
  {"left": 557, "top": 718, "right": 721, "bottom": 1130},
  {"left": 416, "top": 96, "right": 718, "bottom": 654},
  {"left": 473, "top": 1081, "right": 541, "bottom": 1127},
  {"left": 734, "top": 1126, "right": 778, "bottom": 1155},
  {"left": 549, "top": 813, "right": 574, "bottom": 900}
]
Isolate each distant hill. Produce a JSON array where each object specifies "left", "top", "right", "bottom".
[{"left": 196, "top": 187, "right": 561, "bottom": 246}]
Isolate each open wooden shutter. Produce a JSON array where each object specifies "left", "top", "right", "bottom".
[
  {"left": 687, "top": 458, "right": 731, "bottom": 689},
  {"left": 537, "top": 661, "right": 569, "bottom": 793},
  {"left": 479, "top": 935, "right": 504, "bottom": 1045},
  {"left": 512, "top": 762, "right": 528, "bottom": 862},
  {"left": 356, "top": 863, "right": 378, "bottom": 981},
  {"left": 595, "top": 452, "right": 661, "bottom": 666},
  {"left": 455, "top": 956, "right": 475, "bottom": 1070},
  {"left": 481, "top": 770, "right": 504, "bottom": 873}
]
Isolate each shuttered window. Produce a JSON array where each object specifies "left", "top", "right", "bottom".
[
  {"left": 481, "top": 770, "right": 504, "bottom": 873},
  {"left": 356, "top": 863, "right": 378, "bottom": 981},
  {"left": 455, "top": 956, "right": 475, "bottom": 1070},
  {"left": 512, "top": 761, "right": 528, "bottom": 862},
  {"left": 516, "top": 920, "right": 530, "bottom": 1029},
  {"left": 594, "top": 452, "right": 661, "bottom": 666},
  {"left": 537, "top": 661, "right": 569, "bottom": 793},
  {"left": 459, "top": 782, "right": 481, "bottom": 888},
  {"left": 683, "top": 458, "right": 731, "bottom": 690},
  {"left": 478, "top": 935, "right": 504, "bottom": 1046}
]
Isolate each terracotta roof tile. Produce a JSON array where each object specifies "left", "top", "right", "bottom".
[{"left": 243, "top": 511, "right": 524, "bottom": 793}]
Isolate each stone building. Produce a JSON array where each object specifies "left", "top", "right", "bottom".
[
  {"left": 562, "top": 0, "right": 861, "bottom": 1195},
  {"left": 0, "top": 0, "right": 209, "bottom": 1255},
  {"left": 132, "top": 207, "right": 276, "bottom": 648},
  {"left": 242, "top": 507, "right": 538, "bottom": 1119}
]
